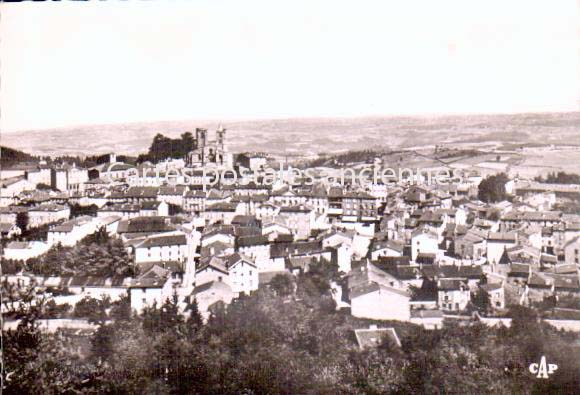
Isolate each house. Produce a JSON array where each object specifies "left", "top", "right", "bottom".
[
  {"left": 0, "top": 176, "right": 35, "bottom": 199},
  {"left": 454, "top": 230, "right": 486, "bottom": 260},
  {"left": 200, "top": 240, "right": 235, "bottom": 257},
  {"left": 236, "top": 236, "right": 271, "bottom": 266},
  {"left": 437, "top": 278, "right": 470, "bottom": 311},
  {"left": 350, "top": 282, "right": 411, "bottom": 321},
  {"left": 231, "top": 215, "right": 261, "bottom": 229},
  {"left": 563, "top": 236, "right": 580, "bottom": 265},
  {"left": 0, "top": 206, "right": 29, "bottom": 225},
  {"left": 191, "top": 281, "right": 234, "bottom": 321},
  {"left": 328, "top": 242, "right": 354, "bottom": 274},
  {"left": 411, "top": 228, "right": 440, "bottom": 262},
  {"left": 486, "top": 232, "right": 517, "bottom": 265},
  {"left": 47, "top": 216, "right": 99, "bottom": 247},
  {"left": 50, "top": 165, "right": 89, "bottom": 192},
  {"left": 157, "top": 185, "right": 187, "bottom": 207},
  {"left": 139, "top": 201, "right": 169, "bottom": 217},
  {"left": 321, "top": 230, "right": 355, "bottom": 249},
  {"left": 132, "top": 233, "right": 188, "bottom": 264},
  {"left": 0, "top": 223, "right": 21, "bottom": 238},
  {"left": 27, "top": 204, "right": 71, "bottom": 228},
  {"left": 201, "top": 226, "right": 236, "bottom": 247},
  {"left": 183, "top": 190, "right": 206, "bottom": 212},
  {"left": 347, "top": 261, "right": 411, "bottom": 321},
  {"left": 203, "top": 202, "right": 240, "bottom": 225},
  {"left": 262, "top": 219, "right": 293, "bottom": 242},
  {"left": 66, "top": 276, "right": 130, "bottom": 301},
  {"left": 507, "top": 263, "right": 531, "bottom": 286},
  {"left": 354, "top": 325, "right": 401, "bottom": 349},
  {"left": 237, "top": 152, "right": 268, "bottom": 170},
  {"left": 480, "top": 282, "right": 506, "bottom": 309},
  {"left": 96, "top": 215, "right": 122, "bottom": 235},
  {"left": 128, "top": 265, "right": 175, "bottom": 313},
  {"left": 116, "top": 216, "right": 177, "bottom": 239},
  {"left": 369, "top": 239, "right": 404, "bottom": 260},
  {"left": 196, "top": 256, "right": 231, "bottom": 286},
  {"left": 255, "top": 203, "right": 280, "bottom": 219},
  {"left": 119, "top": 186, "right": 160, "bottom": 204},
  {"left": 436, "top": 207, "right": 467, "bottom": 226},
  {"left": 269, "top": 241, "right": 331, "bottom": 273},
  {"left": 3, "top": 241, "right": 51, "bottom": 261},
  {"left": 98, "top": 203, "right": 142, "bottom": 219},
  {"left": 517, "top": 225, "right": 543, "bottom": 251},
  {"left": 341, "top": 192, "right": 379, "bottom": 221},
  {"left": 278, "top": 205, "right": 315, "bottom": 240},
  {"left": 25, "top": 166, "right": 52, "bottom": 187},
  {"left": 224, "top": 253, "right": 259, "bottom": 295},
  {"left": 408, "top": 277, "right": 438, "bottom": 310}
]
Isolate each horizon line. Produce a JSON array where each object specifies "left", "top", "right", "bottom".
[{"left": 3, "top": 109, "right": 579, "bottom": 135}]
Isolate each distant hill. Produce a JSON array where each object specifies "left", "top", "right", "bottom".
[
  {"left": 0, "top": 146, "right": 38, "bottom": 168},
  {"left": 2, "top": 112, "right": 580, "bottom": 157}
]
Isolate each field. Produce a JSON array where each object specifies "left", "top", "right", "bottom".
[{"left": 2, "top": 112, "right": 580, "bottom": 160}]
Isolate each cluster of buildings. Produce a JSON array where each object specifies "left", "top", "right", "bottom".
[{"left": 2, "top": 129, "right": 580, "bottom": 326}]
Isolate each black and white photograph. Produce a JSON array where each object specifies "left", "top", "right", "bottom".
[{"left": 1, "top": 0, "right": 579, "bottom": 393}]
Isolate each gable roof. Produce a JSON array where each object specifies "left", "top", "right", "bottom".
[
  {"left": 117, "top": 216, "right": 176, "bottom": 234},
  {"left": 192, "top": 280, "right": 232, "bottom": 295},
  {"left": 224, "top": 253, "right": 256, "bottom": 269},
  {"left": 236, "top": 235, "right": 269, "bottom": 248},
  {"left": 135, "top": 233, "right": 187, "bottom": 249}
]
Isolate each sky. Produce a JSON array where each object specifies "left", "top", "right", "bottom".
[{"left": 1, "top": 0, "right": 578, "bottom": 133}]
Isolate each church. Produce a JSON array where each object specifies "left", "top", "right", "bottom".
[{"left": 186, "top": 125, "right": 232, "bottom": 168}]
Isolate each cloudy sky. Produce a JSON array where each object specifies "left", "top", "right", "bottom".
[{"left": 1, "top": 0, "right": 578, "bottom": 132}]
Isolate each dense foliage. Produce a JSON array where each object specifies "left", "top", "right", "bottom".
[
  {"left": 24, "top": 238, "right": 134, "bottom": 277},
  {"left": 535, "top": 171, "right": 580, "bottom": 185},
  {"left": 137, "top": 132, "right": 195, "bottom": 163},
  {"left": 0, "top": 146, "right": 38, "bottom": 167},
  {"left": 69, "top": 204, "right": 99, "bottom": 218},
  {"left": 3, "top": 268, "right": 580, "bottom": 394},
  {"left": 478, "top": 173, "right": 509, "bottom": 203}
]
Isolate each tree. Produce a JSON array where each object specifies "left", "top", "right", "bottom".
[
  {"left": 72, "top": 296, "right": 109, "bottom": 324},
  {"left": 26, "top": 238, "right": 134, "bottom": 277},
  {"left": 16, "top": 211, "right": 29, "bottom": 233},
  {"left": 69, "top": 203, "right": 98, "bottom": 218},
  {"left": 471, "top": 288, "right": 491, "bottom": 313},
  {"left": 269, "top": 273, "right": 293, "bottom": 296},
  {"left": 535, "top": 171, "right": 580, "bottom": 184},
  {"left": 109, "top": 294, "right": 132, "bottom": 321},
  {"left": 477, "top": 173, "right": 509, "bottom": 203},
  {"left": 185, "top": 297, "right": 203, "bottom": 330},
  {"left": 81, "top": 226, "right": 110, "bottom": 245},
  {"left": 167, "top": 203, "right": 183, "bottom": 216}
]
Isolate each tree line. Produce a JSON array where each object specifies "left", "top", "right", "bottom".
[
  {"left": 3, "top": 261, "right": 580, "bottom": 394},
  {"left": 137, "top": 132, "right": 196, "bottom": 164}
]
